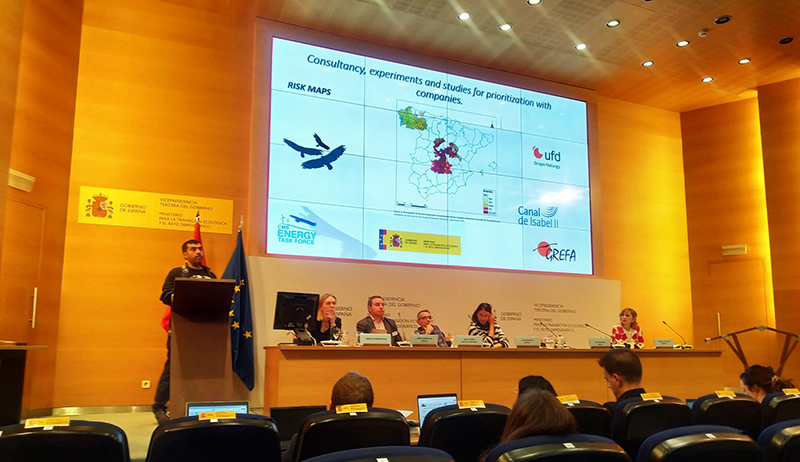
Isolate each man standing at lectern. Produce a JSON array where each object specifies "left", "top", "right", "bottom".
[
  {"left": 356, "top": 295, "right": 403, "bottom": 346},
  {"left": 153, "top": 239, "right": 216, "bottom": 423}
]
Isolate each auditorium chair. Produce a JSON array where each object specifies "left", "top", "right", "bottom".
[
  {"left": 146, "top": 413, "right": 280, "bottom": 462},
  {"left": 417, "top": 403, "right": 510, "bottom": 462},
  {"left": 291, "top": 408, "right": 410, "bottom": 462},
  {"left": 303, "top": 446, "right": 455, "bottom": 462},
  {"left": 762, "top": 392, "right": 800, "bottom": 428},
  {"left": 564, "top": 400, "right": 612, "bottom": 438},
  {"left": 483, "top": 434, "right": 630, "bottom": 462},
  {"left": 0, "top": 419, "right": 130, "bottom": 462},
  {"left": 635, "top": 425, "right": 760, "bottom": 462},
  {"left": 758, "top": 418, "right": 800, "bottom": 462},
  {"left": 611, "top": 396, "right": 691, "bottom": 459},
  {"left": 691, "top": 393, "right": 761, "bottom": 439}
]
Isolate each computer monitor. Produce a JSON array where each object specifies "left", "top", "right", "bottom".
[
  {"left": 186, "top": 400, "right": 249, "bottom": 416},
  {"left": 417, "top": 393, "right": 458, "bottom": 427},
  {"left": 273, "top": 291, "right": 319, "bottom": 344}
]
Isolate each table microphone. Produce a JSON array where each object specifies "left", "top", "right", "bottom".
[
  {"left": 585, "top": 323, "right": 612, "bottom": 337},
  {"left": 662, "top": 320, "right": 693, "bottom": 349}
]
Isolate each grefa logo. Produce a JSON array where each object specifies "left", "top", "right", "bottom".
[{"left": 536, "top": 241, "right": 576, "bottom": 262}]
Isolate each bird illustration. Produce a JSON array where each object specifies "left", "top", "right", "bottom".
[
  {"left": 284, "top": 138, "right": 324, "bottom": 158},
  {"left": 313, "top": 133, "right": 330, "bottom": 150},
  {"left": 289, "top": 215, "right": 317, "bottom": 226},
  {"left": 302, "top": 145, "right": 345, "bottom": 170}
]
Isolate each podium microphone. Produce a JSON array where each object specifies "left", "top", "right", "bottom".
[
  {"left": 662, "top": 320, "right": 693, "bottom": 349},
  {"left": 585, "top": 323, "right": 612, "bottom": 338}
]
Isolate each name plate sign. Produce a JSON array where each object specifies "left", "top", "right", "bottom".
[
  {"left": 589, "top": 338, "right": 611, "bottom": 348},
  {"left": 515, "top": 336, "right": 541, "bottom": 348},
  {"left": 455, "top": 335, "right": 483, "bottom": 347},
  {"left": 410, "top": 334, "right": 438, "bottom": 346},
  {"left": 360, "top": 333, "right": 391, "bottom": 345},
  {"left": 654, "top": 338, "right": 674, "bottom": 348}
]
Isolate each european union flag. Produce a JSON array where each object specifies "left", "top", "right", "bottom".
[{"left": 222, "top": 230, "right": 254, "bottom": 390}]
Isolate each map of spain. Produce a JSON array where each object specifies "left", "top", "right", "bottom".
[{"left": 398, "top": 106, "right": 495, "bottom": 199}]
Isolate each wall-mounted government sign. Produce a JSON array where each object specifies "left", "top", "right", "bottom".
[{"left": 78, "top": 186, "right": 233, "bottom": 234}]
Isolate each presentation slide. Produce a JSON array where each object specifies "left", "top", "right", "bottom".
[{"left": 267, "top": 38, "right": 592, "bottom": 274}]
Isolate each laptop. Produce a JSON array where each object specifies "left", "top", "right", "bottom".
[
  {"left": 185, "top": 400, "right": 250, "bottom": 416},
  {"left": 417, "top": 393, "right": 458, "bottom": 427},
  {"left": 270, "top": 405, "right": 328, "bottom": 451}
]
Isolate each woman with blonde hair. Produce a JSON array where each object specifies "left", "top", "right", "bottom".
[
  {"left": 308, "top": 293, "right": 342, "bottom": 344},
  {"left": 611, "top": 307, "right": 644, "bottom": 348}
]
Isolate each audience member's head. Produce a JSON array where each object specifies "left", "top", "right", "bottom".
[
  {"left": 518, "top": 375, "right": 557, "bottom": 397},
  {"left": 598, "top": 348, "right": 642, "bottom": 399},
  {"left": 500, "top": 389, "right": 577, "bottom": 443},
  {"left": 740, "top": 365, "right": 794, "bottom": 402},
  {"left": 330, "top": 371, "right": 374, "bottom": 409}
]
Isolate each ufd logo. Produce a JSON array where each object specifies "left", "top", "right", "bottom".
[
  {"left": 536, "top": 241, "right": 576, "bottom": 262},
  {"left": 533, "top": 146, "right": 561, "bottom": 162}
]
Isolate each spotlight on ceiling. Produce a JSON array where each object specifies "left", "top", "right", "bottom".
[
  {"left": 457, "top": 12, "right": 471, "bottom": 20},
  {"left": 499, "top": 23, "right": 513, "bottom": 31},
  {"left": 642, "top": 61, "right": 654, "bottom": 67},
  {"left": 575, "top": 43, "right": 588, "bottom": 51},
  {"left": 738, "top": 58, "right": 751, "bottom": 65},
  {"left": 714, "top": 15, "right": 732, "bottom": 25},
  {"left": 526, "top": 0, "right": 542, "bottom": 4},
  {"left": 779, "top": 37, "right": 794, "bottom": 45},
  {"left": 702, "top": 77, "right": 714, "bottom": 83},
  {"left": 606, "top": 19, "right": 621, "bottom": 28},
  {"left": 676, "top": 40, "right": 690, "bottom": 47}
]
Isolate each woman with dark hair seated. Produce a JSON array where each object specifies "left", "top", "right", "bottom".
[
  {"left": 499, "top": 389, "right": 577, "bottom": 443},
  {"left": 517, "top": 375, "right": 557, "bottom": 398},
  {"left": 468, "top": 302, "right": 509, "bottom": 348},
  {"left": 740, "top": 365, "right": 795, "bottom": 402}
]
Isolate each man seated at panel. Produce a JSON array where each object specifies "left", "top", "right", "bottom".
[
  {"left": 414, "top": 309, "right": 450, "bottom": 347},
  {"left": 598, "top": 348, "right": 646, "bottom": 414},
  {"left": 356, "top": 295, "right": 403, "bottom": 346},
  {"left": 281, "top": 371, "right": 375, "bottom": 462}
]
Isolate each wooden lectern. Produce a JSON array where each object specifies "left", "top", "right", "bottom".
[{"left": 170, "top": 277, "right": 236, "bottom": 418}]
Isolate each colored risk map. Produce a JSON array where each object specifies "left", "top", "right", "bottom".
[{"left": 398, "top": 106, "right": 494, "bottom": 199}]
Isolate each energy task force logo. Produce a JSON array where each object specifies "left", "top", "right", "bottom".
[
  {"left": 276, "top": 214, "right": 317, "bottom": 245},
  {"left": 86, "top": 193, "right": 113, "bottom": 218},
  {"left": 536, "top": 241, "right": 576, "bottom": 262},
  {"left": 532, "top": 146, "right": 561, "bottom": 170}
]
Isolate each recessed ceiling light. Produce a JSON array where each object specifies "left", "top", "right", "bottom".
[
  {"left": 779, "top": 37, "right": 794, "bottom": 45},
  {"left": 738, "top": 58, "right": 751, "bottom": 65},
  {"left": 606, "top": 19, "right": 621, "bottom": 28},
  {"left": 676, "top": 40, "right": 690, "bottom": 47},
  {"left": 457, "top": 12, "right": 471, "bottom": 20},
  {"left": 526, "top": 0, "right": 542, "bottom": 4},
  {"left": 714, "top": 15, "right": 732, "bottom": 25},
  {"left": 575, "top": 43, "right": 588, "bottom": 51},
  {"left": 499, "top": 23, "right": 513, "bottom": 31},
  {"left": 641, "top": 61, "right": 654, "bottom": 67},
  {"left": 702, "top": 77, "right": 714, "bottom": 83}
]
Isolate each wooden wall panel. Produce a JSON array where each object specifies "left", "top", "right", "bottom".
[
  {"left": 2, "top": 0, "right": 84, "bottom": 412},
  {"left": 758, "top": 78, "right": 800, "bottom": 382},
  {"left": 681, "top": 98, "right": 776, "bottom": 385},
  {"left": 54, "top": 0, "right": 255, "bottom": 406},
  {"left": 0, "top": 0, "right": 25, "bottom": 268},
  {"left": 596, "top": 96, "right": 694, "bottom": 343}
]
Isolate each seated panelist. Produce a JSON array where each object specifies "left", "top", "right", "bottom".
[
  {"left": 356, "top": 295, "right": 403, "bottom": 346},
  {"left": 414, "top": 309, "right": 449, "bottom": 347},
  {"left": 611, "top": 307, "right": 644, "bottom": 349},
  {"left": 308, "top": 293, "right": 342, "bottom": 344},
  {"left": 468, "top": 302, "right": 509, "bottom": 348}
]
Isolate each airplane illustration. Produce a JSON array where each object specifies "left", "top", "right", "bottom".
[
  {"left": 284, "top": 138, "right": 324, "bottom": 158},
  {"left": 313, "top": 133, "right": 330, "bottom": 150},
  {"left": 289, "top": 215, "right": 317, "bottom": 227},
  {"left": 302, "top": 145, "right": 345, "bottom": 170}
]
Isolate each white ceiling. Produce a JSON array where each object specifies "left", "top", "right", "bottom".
[{"left": 259, "top": 0, "right": 800, "bottom": 112}]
